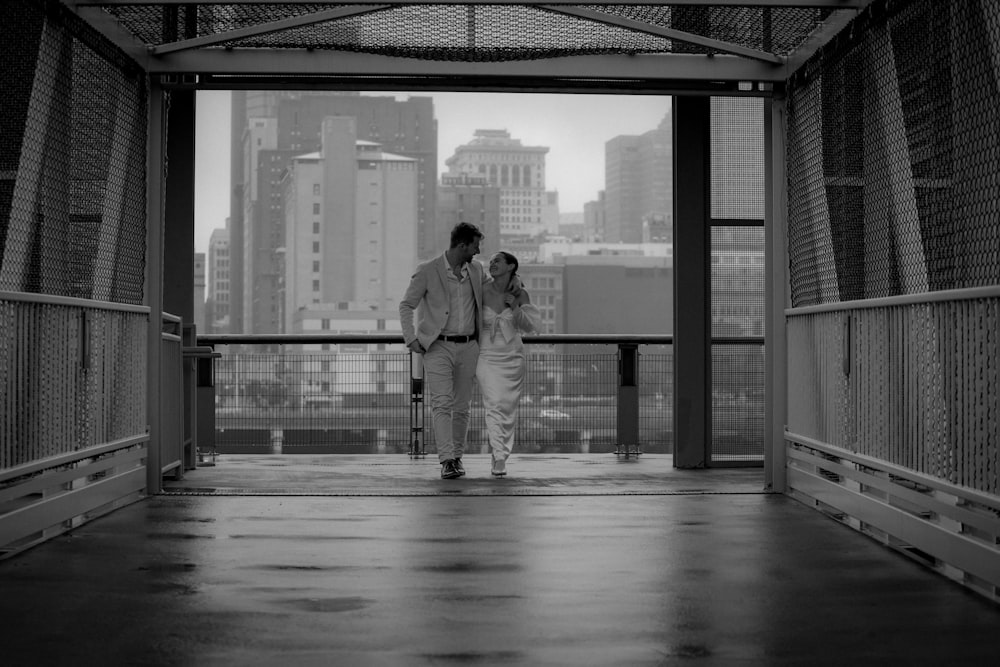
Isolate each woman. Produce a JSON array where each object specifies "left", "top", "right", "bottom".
[{"left": 476, "top": 251, "right": 542, "bottom": 477}]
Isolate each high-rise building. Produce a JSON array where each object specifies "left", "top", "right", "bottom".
[
  {"left": 583, "top": 191, "right": 606, "bottom": 242},
  {"left": 604, "top": 113, "right": 672, "bottom": 243},
  {"left": 206, "top": 227, "right": 230, "bottom": 333},
  {"left": 437, "top": 173, "right": 502, "bottom": 258},
  {"left": 229, "top": 91, "right": 436, "bottom": 334},
  {"left": 444, "top": 129, "right": 551, "bottom": 240},
  {"left": 193, "top": 252, "right": 206, "bottom": 334},
  {"left": 541, "top": 191, "right": 560, "bottom": 235},
  {"left": 281, "top": 117, "right": 418, "bottom": 331}
]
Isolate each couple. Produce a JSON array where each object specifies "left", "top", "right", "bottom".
[{"left": 399, "top": 222, "right": 542, "bottom": 479}]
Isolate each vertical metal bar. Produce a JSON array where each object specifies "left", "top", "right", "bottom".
[
  {"left": 764, "top": 96, "right": 789, "bottom": 492},
  {"left": 146, "top": 82, "right": 165, "bottom": 495},
  {"left": 409, "top": 350, "right": 425, "bottom": 457},
  {"left": 673, "top": 95, "right": 711, "bottom": 468},
  {"left": 617, "top": 343, "right": 639, "bottom": 457},
  {"left": 163, "top": 89, "right": 197, "bottom": 324}
]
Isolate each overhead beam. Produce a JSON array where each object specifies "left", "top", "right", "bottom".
[
  {"left": 541, "top": 5, "right": 784, "bottom": 64},
  {"left": 73, "top": 6, "right": 151, "bottom": 67},
  {"left": 150, "top": 5, "right": 393, "bottom": 55},
  {"left": 147, "top": 48, "right": 791, "bottom": 82},
  {"left": 784, "top": 1, "right": 876, "bottom": 74},
  {"left": 72, "top": 1, "right": 870, "bottom": 8}
]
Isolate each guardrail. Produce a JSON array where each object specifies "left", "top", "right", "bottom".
[
  {"left": 195, "top": 333, "right": 765, "bottom": 462},
  {"left": 1, "top": 292, "right": 149, "bottom": 558},
  {"left": 197, "top": 334, "right": 674, "bottom": 458},
  {"left": 785, "top": 286, "right": 1000, "bottom": 600}
]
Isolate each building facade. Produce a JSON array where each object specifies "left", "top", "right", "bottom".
[
  {"left": 193, "top": 252, "right": 206, "bottom": 334},
  {"left": 603, "top": 113, "right": 672, "bottom": 243},
  {"left": 444, "top": 129, "right": 551, "bottom": 240},
  {"left": 206, "top": 227, "right": 231, "bottom": 334},
  {"left": 437, "top": 173, "right": 502, "bottom": 258},
  {"left": 281, "top": 117, "right": 418, "bottom": 331},
  {"left": 583, "top": 191, "right": 607, "bottom": 242},
  {"left": 229, "top": 91, "right": 436, "bottom": 334}
]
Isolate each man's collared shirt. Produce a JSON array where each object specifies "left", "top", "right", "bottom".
[{"left": 441, "top": 254, "right": 476, "bottom": 336}]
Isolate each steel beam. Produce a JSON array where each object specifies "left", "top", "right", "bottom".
[
  {"left": 71, "top": 1, "right": 871, "bottom": 8},
  {"left": 146, "top": 49, "right": 789, "bottom": 82}
]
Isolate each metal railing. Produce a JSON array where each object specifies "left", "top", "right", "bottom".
[
  {"left": 195, "top": 333, "right": 766, "bottom": 461},
  {"left": 197, "top": 334, "right": 673, "bottom": 457},
  {"left": 1, "top": 292, "right": 149, "bottom": 557}
]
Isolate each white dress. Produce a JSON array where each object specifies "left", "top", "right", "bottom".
[{"left": 476, "top": 303, "right": 543, "bottom": 462}]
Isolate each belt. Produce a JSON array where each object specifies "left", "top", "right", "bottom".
[{"left": 437, "top": 334, "right": 475, "bottom": 343}]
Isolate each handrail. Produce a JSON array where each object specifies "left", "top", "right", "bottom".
[
  {"left": 198, "top": 333, "right": 677, "bottom": 345},
  {"left": 0, "top": 290, "right": 149, "bottom": 314},
  {"left": 785, "top": 285, "right": 1000, "bottom": 317},
  {"left": 197, "top": 333, "right": 766, "bottom": 346}
]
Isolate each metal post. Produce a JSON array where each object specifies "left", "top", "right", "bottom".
[
  {"left": 764, "top": 96, "right": 789, "bottom": 492},
  {"left": 409, "top": 351, "right": 426, "bottom": 457},
  {"left": 616, "top": 343, "right": 640, "bottom": 458},
  {"left": 145, "top": 83, "right": 165, "bottom": 494},
  {"left": 672, "top": 95, "right": 712, "bottom": 469}
]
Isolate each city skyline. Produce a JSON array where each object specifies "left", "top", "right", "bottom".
[{"left": 194, "top": 90, "right": 672, "bottom": 253}]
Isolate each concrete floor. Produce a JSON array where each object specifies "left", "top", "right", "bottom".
[{"left": 2, "top": 454, "right": 999, "bottom": 666}]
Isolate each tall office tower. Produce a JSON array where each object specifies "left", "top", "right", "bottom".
[
  {"left": 229, "top": 92, "right": 246, "bottom": 334},
  {"left": 229, "top": 91, "right": 436, "bottom": 333},
  {"left": 437, "top": 173, "right": 502, "bottom": 259},
  {"left": 584, "top": 191, "right": 607, "bottom": 242},
  {"left": 604, "top": 113, "right": 672, "bottom": 243},
  {"left": 281, "top": 117, "right": 418, "bottom": 332},
  {"left": 541, "top": 191, "right": 560, "bottom": 235},
  {"left": 193, "top": 252, "right": 206, "bottom": 334},
  {"left": 444, "top": 129, "right": 550, "bottom": 241},
  {"left": 206, "top": 227, "right": 231, "bottom": 333}
]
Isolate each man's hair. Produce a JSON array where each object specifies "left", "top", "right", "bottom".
[{"left": 450, "top": 222, "right": 484, "bottom": 248}]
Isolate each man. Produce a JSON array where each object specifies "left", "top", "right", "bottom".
[{"left": 399, "top": 222, "right": 486, "bottom": 479}]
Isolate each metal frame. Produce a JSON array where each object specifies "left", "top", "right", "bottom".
[
  {"left": 146, "top": 82, "right": 166, "bottom": 494},
  {"left": 764, "top": 96, "right": 788, "bottom": 491},
  {"left": 65, "top": 1, "right": 877, "bottom": 90},
  {"left": 57, "top": 0, "right": 871, "bottom": 479}
]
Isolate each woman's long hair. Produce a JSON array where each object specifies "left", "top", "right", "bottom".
[
  {"left": 497, "top": 251, "right": 519, "bottom": 276},
  {"left": 498, "top": 251, "right": 519, "bottom": 292}
]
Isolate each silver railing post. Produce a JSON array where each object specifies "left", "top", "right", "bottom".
[
  {"left": 409, "top": 351, "right": 426, "bottom": 458},
  {"left": 616, "top": 343, "right": 640, "bottom": 458}
]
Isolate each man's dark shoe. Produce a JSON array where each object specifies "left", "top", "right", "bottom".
[
  {"left": 453, "top": 458, "right": 466, "bottom": 477},
  {"left": 441, "top": 459, "right": 461, "bottom": 479}
]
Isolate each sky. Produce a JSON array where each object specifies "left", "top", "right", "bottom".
[{"left": 194, "top": 90, "right": 672, "bottom": 254}]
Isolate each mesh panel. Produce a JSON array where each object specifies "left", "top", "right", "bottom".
[
  {"left": 709, "top": 98, "right": 765, "bottom": 465},
  {"left": 711, "top": 97, "right": 765, "bottom": 220},
  {"left": 712, "top": 227, "right": 764, "bottom": 338},
  {"left": 593, "top": 5, "right": 828, "bottom": 56},
  {"left": 0, "top": 0, "right": 147, "bottom": 304},
  {"left": 106, "top": 3, "right": 829, "bottom": 62},
  {"left": 711, "top": 344, "right": 764, "bottom": 462},
  {"left": 786, "top": 0, "right": 1000, "bottom": 307}
]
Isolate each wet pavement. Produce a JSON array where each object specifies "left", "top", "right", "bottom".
[{"left": 1, "top": 454, "right": 999, "bottom": 666}]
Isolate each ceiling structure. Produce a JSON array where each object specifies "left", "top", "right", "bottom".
[{"left": 65, "top": 1, "right": 875, "bottom": 93}]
